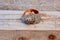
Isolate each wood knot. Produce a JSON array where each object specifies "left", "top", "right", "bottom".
[
  {"left": 18, "top": 37, "right": 28, "bottom": 40},
  {"left": 48, "top": 34, "right": 56, "bottom": 40}
]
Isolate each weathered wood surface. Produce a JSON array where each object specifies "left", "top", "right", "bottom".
[
  {"left": 0, "top": 30, "right": 60, "bottom": 40},
  {"left": 0, "top": 10, "right": 60, "bottom": 30},
  {"left": 0, "top": 0, "right": 60, "bottom": 11}
]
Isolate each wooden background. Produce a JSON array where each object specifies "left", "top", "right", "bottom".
[
  {"left": 0, "top": 30, "right": 60, "bottom": 40},
  {"left": 0, "top": 0, "right": 60, "bottom": 11},
  {"left": 0, "top": 10, "right": 60, "bottom": 30}
]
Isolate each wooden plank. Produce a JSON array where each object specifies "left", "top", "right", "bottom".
[
  {"left": 0, "top": 10, "right": 60, "bottom": 30},
  {"left": 0, "top": 30, "right": 60, "bottom": 40}
]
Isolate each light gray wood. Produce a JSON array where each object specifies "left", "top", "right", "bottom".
[
  {"left": 0, "top": 10, "right": 60, "bottom": 30},
  {"left": 0, "top": 0, "right": 60, "bottom": 11}
]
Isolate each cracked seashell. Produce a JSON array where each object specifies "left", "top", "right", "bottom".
[{"left": 20, "top": 9, "right": 41, "bottom": 24}]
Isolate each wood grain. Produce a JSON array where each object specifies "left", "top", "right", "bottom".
[
  {"left": 0, "top": 30, "right": 60, "bottom": 40},
  {"left": 0, "top": 10, "right": 60, "bottom": 30}
]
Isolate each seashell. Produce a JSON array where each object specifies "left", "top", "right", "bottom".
[
  {"left": 21, "top": 14, "right": 41, "bottom": 24},
  {"left": 20, "top": 9, "right": 41, "bottom": 24}
]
